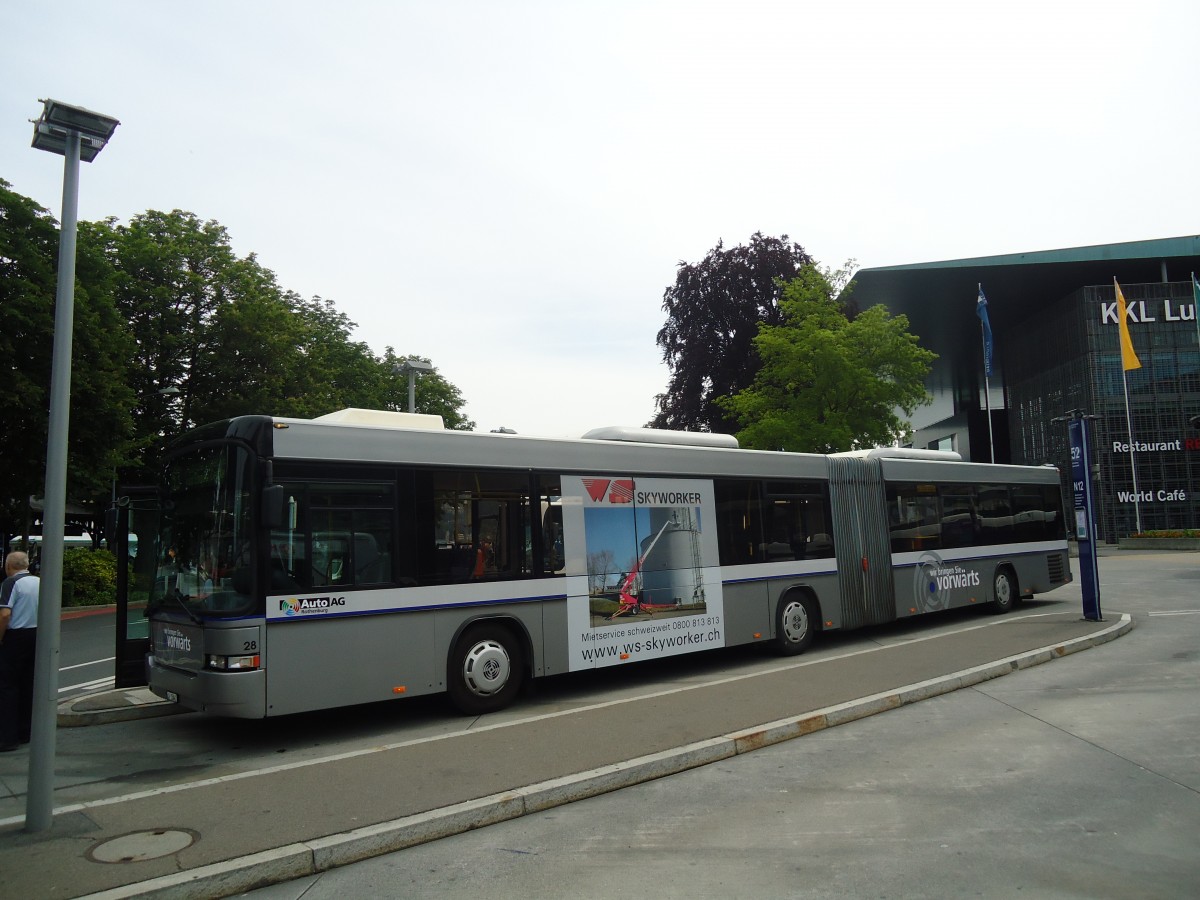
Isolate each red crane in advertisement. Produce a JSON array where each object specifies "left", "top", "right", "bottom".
[{"left": 608, "top": 519, "right": 676, "bottom": 620}]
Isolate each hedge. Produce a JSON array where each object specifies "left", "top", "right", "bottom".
[{"left": 61, "top": 547, "right": 119, "bottom": 607}]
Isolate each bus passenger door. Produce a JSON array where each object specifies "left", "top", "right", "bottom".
[
  {"left": 826, "top": 457, "right": 895, "bottom": 628},
  {"left": 108, "top": 486, "right": 159, "bottom": 688}
]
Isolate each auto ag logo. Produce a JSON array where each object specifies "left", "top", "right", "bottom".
[{"left": 582, "top": 478, "right": 635, "bottom": 504}]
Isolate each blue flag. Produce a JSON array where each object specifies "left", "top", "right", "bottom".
[{"left": 977, "top": 285, "right": 993, "bottom": 377}]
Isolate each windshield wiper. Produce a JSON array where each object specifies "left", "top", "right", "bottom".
[{"left": 171, "top": 590, "right": 204, "bottom": 625}]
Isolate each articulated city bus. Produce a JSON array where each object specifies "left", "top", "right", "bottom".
[{"left": 141, "top": 409, "right": 1072, "bottom": 718}]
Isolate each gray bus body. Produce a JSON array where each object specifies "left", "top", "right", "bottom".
[{"left": 145, "top": 412, "right": 1071, "bottom": 718}]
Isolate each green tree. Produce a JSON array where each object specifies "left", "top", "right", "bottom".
[
  {"left": 108, "top": 211, "right": 477, "bottom": 469},
  {"left": 279, "top": 294, "right": 390, "bottom": 418},
  {"left": 719, "top": 264, "right": 936, "bottom": 452},
  {"left": 0, "top": 180, "right": 58, "bottom": 538},
  {"left": 0, "top": 181, "right": 135, "bottom": 540},
  {"left": 186, "top": 258, "right": 307, "bottom": 423},
  {"left": 196, "top": 291, "right": 476, "bottom": 429},
  {"left": 71, "top": 218, "right": 138, "bottom": 494},
  {"left": 109, "top": 209, "right": 239, "bottom": 472},
  {"left": 652, "top": 233, "right": 814, "bottom": 433},
  {"left": 1, "top": 188, "right": 477, "bottom": 546}
]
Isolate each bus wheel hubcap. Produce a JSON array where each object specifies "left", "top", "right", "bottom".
[
  {"left": 783, "top": 602, "right": 808, "bottom": 643},
  {"left": 463, "top": 640, "right": 510, "bottom": 696}
]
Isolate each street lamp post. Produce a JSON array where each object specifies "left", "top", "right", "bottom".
[
  {"left": 26, "top": 98, "right": 119, "bottom": 833},
  {"left": 397, "top": 358, "right": 433, "bottom": 414}
]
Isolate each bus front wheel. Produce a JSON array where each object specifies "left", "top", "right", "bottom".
[
  {"left": 991, "top": 567, "right": 1017, "bottom": 614},
  {"left": 775, "top": 594, "right": 817, "bottom": 655},
  {"left": 447, "top": 623, "right": 525, "bottom": 715}
]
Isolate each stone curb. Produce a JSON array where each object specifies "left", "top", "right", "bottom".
[{"left": 76, "top": 613, "right": 1134, "bottom": 900}]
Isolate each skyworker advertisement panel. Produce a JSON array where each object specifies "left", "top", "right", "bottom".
[{"left": 562, "top": 476, "right": 725, "bottom": 671}]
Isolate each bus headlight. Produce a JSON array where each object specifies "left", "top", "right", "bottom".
[{"left": 206, "top": 654, "right": 261, "bottom": 670}]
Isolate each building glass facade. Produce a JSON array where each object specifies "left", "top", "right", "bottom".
[{"left": 1007, "top": 280, "right": 1200, "bottom": 539}]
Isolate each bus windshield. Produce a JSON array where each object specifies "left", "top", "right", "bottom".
[{"left": 147, "top": 441, "right": 258, "bottom": 618}]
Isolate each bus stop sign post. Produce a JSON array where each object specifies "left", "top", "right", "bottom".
[{"left": 1068, "top": 415, "right": 1102, "bottom": 621}]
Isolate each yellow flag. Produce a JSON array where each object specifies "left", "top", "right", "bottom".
[{"left": 1114, "top": 279, "right": 1142, "bottom": 371}]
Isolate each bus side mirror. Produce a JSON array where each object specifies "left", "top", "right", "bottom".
[{"left": 262, "top": 485, "right": 288, "bottom": 529}]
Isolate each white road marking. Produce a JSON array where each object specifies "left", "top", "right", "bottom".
[
  {"left": 60, "top": 656, "right": 115, "bottom": 671},
  {"left": 59, "top": 676, "right": 115, "bottom": 694},
  {"left": 1147, "top": 610, "right": 1200, "bottom": 617}
]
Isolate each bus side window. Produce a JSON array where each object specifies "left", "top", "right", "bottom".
[
  {"left": 1012, "top": 486, "right": 1050, "bottom": 542},
  {"left": 422, "top": 470, "right": 534, "bottom": 585},
  {"left": 940, "top": 484, "right": 977, "bottom": 549},
  {"left": 306, "top": 483, "right": 395, "bottom": 588},
  {"left": 887, "top": 482, "right": 941, "bottom": 552},
  {"left": 540, "top": 483, "right": 565, "bottom": 575},
  {"left": 311, "top": 530, "right": 348, "bottom": 586},
  {"left": 1042, "top": 485, "right": 1066, "bottom": 540},
  {"left": 354, "top": 511, "right": 391, "bottom": 583},
  {"left": 977, "top": 484, "right": 1013, "bottom": 545},
  {"left": 761, "top": 481, "right": 833, "bottom": 560},
  {"left": 714, "top": 479, "right": 762, "bottom": 565},
  {"left": 270, "top": 489, "right": 307, "bottom": 590}
]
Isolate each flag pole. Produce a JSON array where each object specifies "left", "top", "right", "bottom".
[
  {"left": 977, "top": 284, "right": 995, "bottom": 463},
  {"left": 1115, "top": 278, "right": 1143, "bottom": 534},
  {"left": 1118, "top": 372, "right": 1137, "bottom": 535},
  {"left": 1118, "top": 367, "right": 1137, "bottom": 535},
  {"left": 985, "top": 382, "right": 994, "bottom": 463},
  {"left": 983, "top": 345, "right": 994, "bottom": 465}
]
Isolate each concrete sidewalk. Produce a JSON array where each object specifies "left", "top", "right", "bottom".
[{"left": 1, "top": 610, "right": 1131, "bottom": 900}]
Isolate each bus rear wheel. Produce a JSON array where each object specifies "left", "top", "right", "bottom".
[
  {"left": 447, "top": 623, "right": 525, "bottom": 715},
  {"left": 991, "top": 566, "right": 1017, "bottom": 614},
  {"left": 775, "top": 594, "right": 817, "bottom": 655}
]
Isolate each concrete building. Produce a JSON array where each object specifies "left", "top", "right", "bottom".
[{"left": 851, "top": 236, "right": 1200, "bottom": 540}]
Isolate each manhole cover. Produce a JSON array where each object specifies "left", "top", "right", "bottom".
[{"left": 89, "top": 828, "right": 197, "bottom": 863}]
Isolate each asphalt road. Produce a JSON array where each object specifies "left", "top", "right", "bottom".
[
  {"left": 0, "top": 550, "right": 1191, "bottom": 898},
  {"left": 58, "top": 608, "right": 118, "bottom": 699},
  {"left": 237, "top": 550, "right": 1200, "bottom": 900}
]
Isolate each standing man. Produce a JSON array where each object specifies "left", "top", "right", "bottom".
[{"left": 0, "top": 550, "right": 39, "bottom": 751}]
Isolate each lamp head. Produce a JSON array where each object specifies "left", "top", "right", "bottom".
[{"left": 31, "top": 98, "right": 120, "bottom": 162}]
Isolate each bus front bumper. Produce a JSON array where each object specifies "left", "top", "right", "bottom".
[{"left": 146, "top": 654, "right": 268, "bottom": 718}]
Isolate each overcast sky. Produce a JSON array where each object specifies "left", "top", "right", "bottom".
[{"left": 4, "top": 1, "right": 1198, "bottom": 436}]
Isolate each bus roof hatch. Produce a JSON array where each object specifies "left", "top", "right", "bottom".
[
  {"left": 311, "top": 408, "right": 446, "bottom": 430},
  {"left": 580, "top": 426, "right": 739, "bottom": 449}
]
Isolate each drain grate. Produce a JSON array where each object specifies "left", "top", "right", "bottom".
[{"left": 88, "top": 828, "right": 197, "bottom": 863}]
